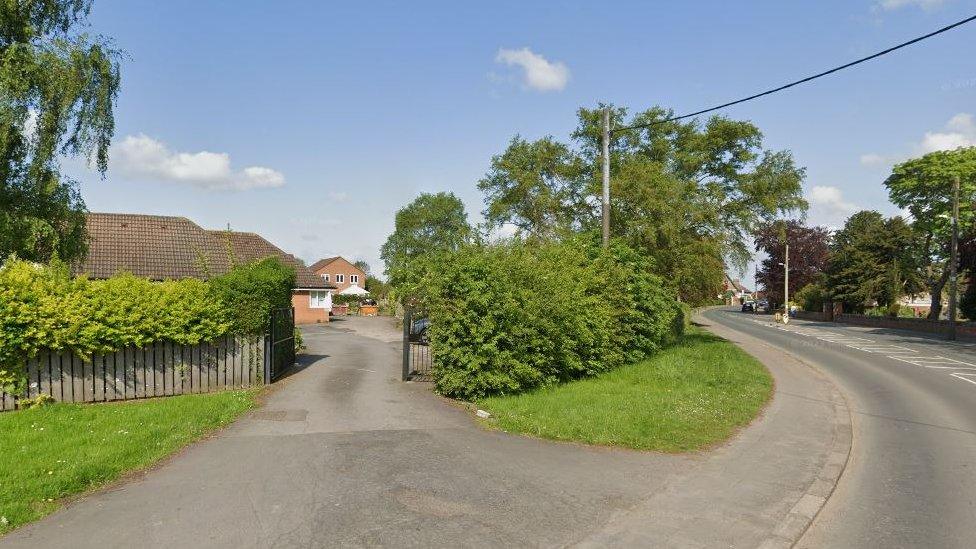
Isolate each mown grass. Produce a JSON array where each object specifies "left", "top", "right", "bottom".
[
  {"left": 0, "top": 390, "right": 258, "bottom": 535},
  {"left": 477, "top": 328, "right": 772, "bottom": 452}
]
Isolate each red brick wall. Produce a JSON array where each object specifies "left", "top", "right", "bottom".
[
  {"left": 312, "top": 257, "right": 366, "bottom": 294},
  {"left": 292, "top": 291, "right": 329, "bottom": 324}
]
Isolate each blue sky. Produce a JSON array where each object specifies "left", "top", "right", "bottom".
[{"left": 71, "top": 0, "right": 976, "bottom": 281}]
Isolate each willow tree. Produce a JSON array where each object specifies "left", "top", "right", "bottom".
[{"left": 1, "top": 0, "right": 121, "bottom": 262}]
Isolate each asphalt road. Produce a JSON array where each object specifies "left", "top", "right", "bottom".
[
  {"left": 703, "top": 308, "right": 976, "bottom": 548},
  {"left": 3, "top": 316, "right": 846, "bottom": 548}
]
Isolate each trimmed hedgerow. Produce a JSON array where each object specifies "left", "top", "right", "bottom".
[
  {"left": 0, "top": 257, "right": 295, "bottom": 393},
  {"left": 209, "top": 257, "right": 295, "bottom": 335},
  {"left": 423, "top": 238, "right": 683, "bottom": 400}
]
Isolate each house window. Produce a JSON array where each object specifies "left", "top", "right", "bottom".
[
  {"left": 309, "top": 291, "right": 331, "bottom": 309},
  {"left": 350, "top": 274, "right": 359, "bottom": 284},
  {"left": 336, "top": 274, "right": 345, "bottom": 283},
  {"left": 322, "top": 274, "right": 330, "bottom": 282}
]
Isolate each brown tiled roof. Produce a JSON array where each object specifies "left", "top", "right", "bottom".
[
  {"left": 308, "top": 256, "right": 340, "bottom": 272},
  {"left": 79, "top": 213, "right": 232, "bottom": 280},
  {"left": 209, "top": 230, "right": 333, "bottom": 289},
  {"left": 76, "top": 213, "right": 333, "bottom": 290}
]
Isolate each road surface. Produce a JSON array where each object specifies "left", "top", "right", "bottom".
[
  {"left": 703, "top": 307, "right": 976, "bottom": 548},
  {"left": 3, "top": 316, "right": 845, "bottom": 548}
]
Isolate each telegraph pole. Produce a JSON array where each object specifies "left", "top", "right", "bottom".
[
  {"left": 601, "top": 107, "right": 611, "bottom": 248},
  {"left": 776, "top": 243, "right": 790, "bottom": 322},
  {"left": 948, "top": 175, "right": 960, "bottom": 340}
]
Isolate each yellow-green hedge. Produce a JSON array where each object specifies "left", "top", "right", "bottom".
[{"left": 0, "top": 257, "right": 294, "bottom": 393}]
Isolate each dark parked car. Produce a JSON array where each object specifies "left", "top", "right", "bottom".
[
  {"left": 755, "top": 300, "right": 770, "bottom": 314},
  {"left": 409, "top": 317, "right": 430, "bottom": 345},
  {"left": 741, "top": 301, "right": 755, "bottom": 312}
]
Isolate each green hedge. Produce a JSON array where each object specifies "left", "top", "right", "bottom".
[
  {"left": 0, "top": 257, "right": 294, "bottom": 393},
  {"left": 423, "top": 238, "right": 683, "bottom": 399},
  {"left": 210, "top": 257, "right": 295, "bottom": 334}
]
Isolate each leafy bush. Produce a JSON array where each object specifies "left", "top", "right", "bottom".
[
  {"left": 333, "top": 294, "right": 364, "bottom": 306},
  {"left": 0, "top": 259, "right": 232, "bottom": 393},
  {"left": 865, "top": 305, "right": 917, "bottom": 318},
  {"left": 210, "top": 257, "right": 295, "bottom": 335},
  {"left": 423, "top": 238, "right": 682, "bottom": 399},
  {"left": 794, "top": 282, "right": 826, "bottom": 313},
  {"left": 0, "top": 257, "right": 295, "bottom": 393}
]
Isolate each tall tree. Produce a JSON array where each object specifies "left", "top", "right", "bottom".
[
  {"left": 1, "top": 0, "right": 121, "bottom": 262},
  {"left": 884, "top": 147, "right": 976, "bottom": 319},
  {"left": 754, "top": 221, "right": 830, "bottom": 309},
  {"left": 477, "top": 105, "right": 806, "bottom": 304},
  {"left": 573, "top": 105, "right": 808, "bottom": 270},
  {"left": 607, "top": 156, "right": 725, "bottom": 304},
  {"left": 380, "top": 192, "right": 471, "bottom": 297},
  {"left": 353, "top": 260, "right": 370, "bottom": 276},
  {"left": 825, "top": 211, "right": 921, "bottom": 314},
  {"left": 478, "top": 136, "right": 585, "bottom": 239}
]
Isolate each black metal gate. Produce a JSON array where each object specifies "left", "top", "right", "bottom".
[
  {"left": 402, "top": 306, "right": 433, "bottom": 381},
  {"left": 266, "top": 307, "right": 296, "bottom": 382}
]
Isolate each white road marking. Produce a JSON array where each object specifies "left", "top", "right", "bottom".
[
  {"left": 847, "top": 345, "right": 915, "bottom": 353},
  {"left": 951, "top": 372, "right": 976, "bottom": 385},
  {"left": 729, "top": 312, "right": 976, "bottom": 390}
]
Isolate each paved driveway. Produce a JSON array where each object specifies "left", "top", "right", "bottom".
[{"left": 1, "top": 315, "right": 846, "bottom": 548}]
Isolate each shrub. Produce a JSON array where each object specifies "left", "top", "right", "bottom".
[
  {"left": 210, "top": 257, "right": 295, "bottom": 335},
  {"left": 423, "top": 238, "right": 682, "bottom": 399},
  {"left": 794, "top": 282, "right": 826, "bottom": 313},
  {"left": 0, "top": 256, "right": 294, "bottom": 393}
]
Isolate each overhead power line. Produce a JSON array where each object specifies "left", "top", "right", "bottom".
[{"left": 614, "top": 13, "right": 976, "bottom": 133}]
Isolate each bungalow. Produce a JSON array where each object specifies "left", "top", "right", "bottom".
[
  {"left": 309, "top": 256, "right": 368, "bottom": 296},
  {"left": 76, "top": 213, "right": 336, "bottom": 324}
]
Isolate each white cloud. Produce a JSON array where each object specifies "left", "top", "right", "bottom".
[
  {"left": 494, "top": 48, "right": 569, "bottom": 92},
  {"left": 328, "top": 191, "right": 349, "bottom": 202},
  {"left": 859, "top": 153, "right": 887, "bottom": 166},
  {"left": 918, "top": 113, "right": 975, "bottom": 154},
  {"left": 875, "top": 0, "right": 946, "bottom": 10},
  {"left": 859, "top": 113, "right": 975, "bottom": 167},
  {"left": 112, "top": 134, "right": 285, "bottom": 191},
  {"left": 806, "top": 185, "right": 859, "bottom": 227}
]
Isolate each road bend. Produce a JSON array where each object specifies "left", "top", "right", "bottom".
[{"left": 702, "top": 307, "right": 976, "bottom": 548}]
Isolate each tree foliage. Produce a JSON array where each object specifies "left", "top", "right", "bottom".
[
  {"left": 884, "top": 147, "right": 976, "bottom": 318},
  {"left": 380, "top": 192, "right": 471, "bottom": 298},
  {"left": 825, "top": 211, "right": 921, "bottom": 314},
  {"left": 754, "top": 221, "right": 830, "bottom": 309},
  {"left": 573, "top": 105, "right": 807, "bottom": 270},
  {"left": 1, "top": 0, "right": 121, "bottom": 263},
  {"left": 478, "top": 136, "right": 586, "bottom": 239},
  {"left": 475, "top": 105, "right": 807, "bottom": 304}
]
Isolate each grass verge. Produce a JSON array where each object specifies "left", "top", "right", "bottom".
[
  {"left": 477, "top": 328, "right": 772, "bottom": 452},
  {"left": 0, "top": 390, "right": 258, "bottom": 535}
]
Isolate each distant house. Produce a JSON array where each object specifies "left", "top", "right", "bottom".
[
  {"left": 720, "top": 276, "right": 752, "bottom": 302},
  {"left": 77, "top": 213, "right": 336, "bottom": 324},
  {"left": 309, "top": 256, "right": 368, "bottom": 296}
]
